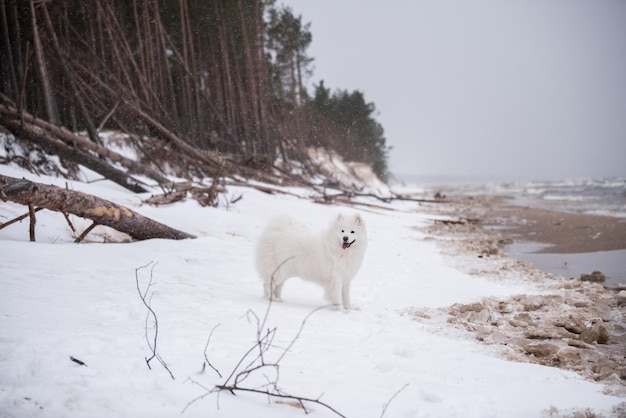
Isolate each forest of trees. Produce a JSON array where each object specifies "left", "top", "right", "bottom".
[{"left": 0, "top": 0, "right": 389, "bottom": 182}]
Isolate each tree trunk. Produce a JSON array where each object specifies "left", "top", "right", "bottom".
[
  {"left": 0, "top": 0, "right": 18, "bottom": 97},
  {"left": 40, "top": 3, "right": 101, "bottom": 145},
  {"left": 30, "top": 0, "right": 58, "bottom": 124},
  {"left": 0, "top": 174, "right": 195, "bottom": 241}
]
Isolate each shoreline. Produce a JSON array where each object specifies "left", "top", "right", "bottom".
[
  {"left": 437, "top": 193, "right": 626, "bottom": 288},
  {"left": 484, "top": 203, "right": 626, "bottom": 289},
  {"left": 483, "top": 203, "right": 626, "bottom": 254},
  {"left": 421, "top": 190, "right": 626, "bottom": 389}
]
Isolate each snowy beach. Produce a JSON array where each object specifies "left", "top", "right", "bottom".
[
  {"left": 3, "top": 1, "right": 625, "bottom": 415},
  {"left": 1, "top": 165, "right": 625, "bottom": 417}
]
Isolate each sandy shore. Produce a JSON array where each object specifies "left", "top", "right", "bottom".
[
  {"left": 431, "top": 193, "right": 626, "bottom": 287},
  {"left": 419, "top": 191, "right": 626, "bottom": 391},
  {"left": 480, "top": 202, "right": 626, "bottom": 254}
]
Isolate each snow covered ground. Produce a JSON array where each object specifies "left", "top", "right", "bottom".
[{"left": 1, "top": 163, "right": 624, "bottom": 417}]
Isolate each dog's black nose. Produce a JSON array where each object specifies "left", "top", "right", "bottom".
[{"left": 343, "top": 236, "right": 349, "bottom": 242}]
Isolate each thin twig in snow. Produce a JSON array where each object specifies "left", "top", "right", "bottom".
[
  {"left": 275, "top": 304, "right": 329, "bottom": 365},
  {"left": 185, "top": 259, "right": 343, "bottom": 416},
  {"left": 135, "top": 261, "right": 175, "bottom": 380},
  {"left": 380, "top": 383, "right": 410, "bottom": 418},
  {"left": 203, "top": 324, "right": 222, "bottom": 378},
  {"left": 70, "top": 356, "right": 87, "bottom": 366}
]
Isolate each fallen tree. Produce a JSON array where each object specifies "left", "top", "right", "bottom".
[
  {"left": 0, "top": 94, "right": 289, "bottom": 191},
  {"left": 0, "top": 95, "right": 170, "bottom": 192},
  {"left": 0, "top": 174, "right": 194, "bottom": 241}
]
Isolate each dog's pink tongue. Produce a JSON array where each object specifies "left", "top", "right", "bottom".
[{"left": 342, "top": 242, "right": 349, "bottom": 249}]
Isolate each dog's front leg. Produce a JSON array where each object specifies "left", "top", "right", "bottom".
[
  {"left": 325, "top": 280, "right": 342, "bottom": 310},
  {"left": 341, "top": 280, "right": 351, "bottom": 309},
  {"left": 342, "top": 280, "right": 359, "bottom": 310}
]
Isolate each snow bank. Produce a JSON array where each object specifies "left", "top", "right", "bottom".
[
  {"left": 1, "top": 162, "right": 624, "bottom": 417},
  {"left": 307, "top": 147, "right": 390, "bottom": 196}
]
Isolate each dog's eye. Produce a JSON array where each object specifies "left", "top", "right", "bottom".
[
  {"left": 341, "top": 230, "right": 344, "bottom": 233},
  {"left": 351, "top": 231, "right": 355, "bottom": 234}
]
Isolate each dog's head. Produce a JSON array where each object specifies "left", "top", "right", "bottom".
[{"left": 332, "top": 213, "right": 366, "bottom": 250}]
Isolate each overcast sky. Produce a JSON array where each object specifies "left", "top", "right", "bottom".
[{"left": 280, "top": 0, "right": 626, "bottom": 182}]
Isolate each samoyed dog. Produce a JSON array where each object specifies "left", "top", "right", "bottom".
[{"left": 256, "top": 213, "right": 367, "bottom": 309}]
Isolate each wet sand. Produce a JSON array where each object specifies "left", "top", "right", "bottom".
[
  {"left": 482, "top": 204, "right": 626, "bottom": 254},
  {"left": 438, "top": 194, "right": 626, "bottom": 287}
]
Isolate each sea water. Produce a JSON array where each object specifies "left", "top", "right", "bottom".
[
  {"left": 479, "top": 177, "right": 626, "bottom": 219},
  {"left": 483, "top": 178, "right": 626, "bottom": 288}
]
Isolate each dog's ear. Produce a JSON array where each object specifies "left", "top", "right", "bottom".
[
  {"left": 354, "top": 214, "right": 363, "bottom": 226},
  {"left": 337, "top": 213, "right": 344, "bottom": 222}
]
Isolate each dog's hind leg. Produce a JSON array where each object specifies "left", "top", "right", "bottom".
[
  {"left": 264, "top": 276, "right": 284, "bottom": 302},
  {"left": 263, "top": 280, "right": 272, "bottom": 300},
  {"left": 272, "top": 281, "right": 285, "bottom": 301}
]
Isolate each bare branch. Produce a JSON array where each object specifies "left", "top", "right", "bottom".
[
  {"left": 203, "top": 324, "right": 223, "bottom": 378},
  {"left": 135, "top": 261, "right": 175, "bottom": 380},
  {"left": 276, "top": 304, "right": 329, "bottom": 364},
  {"left": 0, "top": 207, "right": 43, "bottom": 230},
  {"left": 212, "top": 385, "right": 346, "bottom": 418},
  {"left": 191, "top": 289, "right": 343, "bottom": 416},
  {"left": 62, "top": 212, "right": 76, "bottom": 234},
  {"left": 28, "top": 204, "right": 36, "bottom": 241},
  {"left": 74, "top": 221, "right": 98, "bottom": 243},
  {"left": 380, "top": 383, "right": 409, "bottom": 418}
]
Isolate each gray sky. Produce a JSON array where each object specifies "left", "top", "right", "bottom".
[{"left": 280, "top": 0, "right": 626, "bottom": 182}]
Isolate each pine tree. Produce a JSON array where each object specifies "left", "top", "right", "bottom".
[
  {"left": 308, "top": 83, "right": 389, "bottom": 180},
  {"left": 266, "top": 5, "right": 313, "bottom": 108}
]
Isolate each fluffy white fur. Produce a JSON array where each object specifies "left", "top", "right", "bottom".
[{"left": 255, "top": 213, "right": 367, "bottom": 309}]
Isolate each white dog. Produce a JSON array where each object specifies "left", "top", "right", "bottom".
[{"left": 255, "top": 213, "right": 367, "bottom": 309}]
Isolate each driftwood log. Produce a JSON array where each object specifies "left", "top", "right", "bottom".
[{"left": 0, "top": 174, "right": 195, "bottom": 241}]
